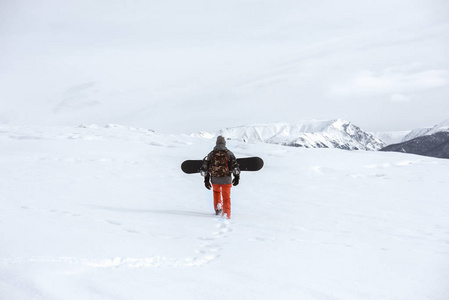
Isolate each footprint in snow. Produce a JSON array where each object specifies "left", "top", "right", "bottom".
[
  {"left": 189, "top": 216, "right": 233, "bottom": 265},
  {"left": 106, "top": 220, "right": 121, "bottom": 226}
]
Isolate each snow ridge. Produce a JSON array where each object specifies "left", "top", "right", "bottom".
[
  {"left": 218, "top": 119, "right": 385, "bottom": 151},
  {"left": 381, "top": 131, "right": 449, "bottom": 159},
  {"left": 370, "top": 131, "right": 411, "bottom": 145},
  {"left": 402, "top": 119, "right": 449, "bottom": 142}
]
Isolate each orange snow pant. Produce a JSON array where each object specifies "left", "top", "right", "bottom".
[{"left": 212, "top": 184, "right": 232, "bottom": 218}]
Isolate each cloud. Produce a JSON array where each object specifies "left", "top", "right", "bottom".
[
  {"left": 330, "top": 67, "right": 449, "bottom": 97},
  {"left": 390, "top": 93, "right": 411, "bottom": 102}
]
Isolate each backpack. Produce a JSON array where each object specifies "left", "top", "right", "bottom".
[{"left": 209, "top": 150, "right": 230, "bottom": 177}]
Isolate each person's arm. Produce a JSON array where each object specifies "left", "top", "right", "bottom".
[{"left": 202, "top": 153, "right": 212, "bottom": 189}]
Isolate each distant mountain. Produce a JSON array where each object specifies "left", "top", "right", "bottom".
[
  {"left": 370, "top": 131, "right": 411, "bottom": 145},
  {"left": 402, "top": 127, "right": 433, "bottom": 142},
  {"left": 189, "top": 131, "right": 215, "bottom": 139},
  {"left": 380, "top": 119, "right": 449, "bottom": 159},
  {"left": 218, "top": 119, "right": 386, "bottom": 151},
  {"left": 402, "top": 119, "right": 449, "bottom": 142},
  {"left": 380, "top": 131, "right": 449, "bottom": 159}
]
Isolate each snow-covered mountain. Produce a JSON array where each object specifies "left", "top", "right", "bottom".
[
  {"left": 381, "top": 131, "right": 449, "bottom": 159},
  {"left": 380, "top": 119, "right": 449, "bottom": 159},
  {"left": 402, "top": 126, "right": 433, "bottom": 142},
  {"left": 218, "top": 119, "right": 386, "bottom": 151},
  {"left": 402, "top": 119, "right": 449, "bottom": 142},
  {"left": 370, "top": 131, "right": 411, "bottom": 145}
]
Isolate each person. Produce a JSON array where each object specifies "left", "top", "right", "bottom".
[{"left": 201, "top": 136, "right": 240, "bottom": 219}]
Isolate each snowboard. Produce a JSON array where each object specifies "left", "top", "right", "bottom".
[{"left": 181, "top": 157, "right": 264, "bottom": 174}]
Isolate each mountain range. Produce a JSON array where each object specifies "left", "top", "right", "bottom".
[
  {"left": 402, "top": 119, "right": 449, "bottom": 141},
  {"left": 380, "top": 119, "right": 449, "bottom": 159},
  {"left": 369, "top": 131, "right": 411, "bottom": 145},
  {"left": 217, "top": 119, "right": 386, "bottom": 151},
  {"left": 200, "top": 118, "right": 449, "bottom": 159}
]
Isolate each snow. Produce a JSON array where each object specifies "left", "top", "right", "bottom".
[
  {"left": 370, "top": 131, "right": 411, "bottom": 145},
  {"left": 427, "top": 119, "right": 449, "bottom": 135},
  {"left": 402, "top": 127, "right": 434, "bottom": 142},
  {"left": 402, "top": 119, "right": 449, "bottom": 142},
  {"left": 219, "top": 120, "right": 344, "bottom": 142},
  {"left": 1, "top": 125, "right": 449, "bottom": 300},
  {"left": 218, "top": 119, "right": 385, "bottom": 150}
]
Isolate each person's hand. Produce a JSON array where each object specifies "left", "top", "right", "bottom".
[
  {"left": 232, "top": 175, "right": 240, "bottom": 186},
  {"left": 204, "top": 175, "right": 211, "bottom": 190},
  {"left": 205, "top": 181, "right": 211, "bottom": 190}
]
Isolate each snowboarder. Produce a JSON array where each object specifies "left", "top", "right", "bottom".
[{"left": 201, "top": 136, "right": 240, "bottom": 219}]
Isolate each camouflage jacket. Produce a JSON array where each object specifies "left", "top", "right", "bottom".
[{"left": 202, "top": 145, "right": 240, "bottom": 185}]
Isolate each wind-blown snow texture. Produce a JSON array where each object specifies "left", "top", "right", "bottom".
[
  {"left": 218, "top": 119, "right": 385, "bottom": 150},
  {"left": 1, "top": 125, "right": 449, "bottom": 300}
]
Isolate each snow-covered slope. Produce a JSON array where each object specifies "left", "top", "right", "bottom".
[
  {"left": 385, "top": 119, "right": 449, "bottom": 158},
  {"left": 402, "top": 126, "right": 433, "bottom": 142},
  {"left": 370, "top": 131, "right": 411, "bottom": 145},
  {"left": 426, "top": 119, "right": 449, "bottom": 135},
  {"left": 1, "top": 125, "right": 448, "bottom": 300},
  {"left": 402, "top": 119, "right": 449, "bottom": 142},
  {"left": 381, "top": 132, "right": 449, "bottom": 159},
  {"left": 218, "top": 119, "right": 385, "bottom": 150}
]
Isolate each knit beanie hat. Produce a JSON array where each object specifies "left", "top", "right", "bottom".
[{"left": 216, "top": 136, "right": 226, "bottom": 146}]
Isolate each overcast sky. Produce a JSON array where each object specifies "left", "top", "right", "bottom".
[{"left": 1, "top": 0, "right": 448, "bottom": 133}]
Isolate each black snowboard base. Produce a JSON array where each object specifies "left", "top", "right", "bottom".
[{"left": 181, "top": 157, "right": 264, "bottom": 174}]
